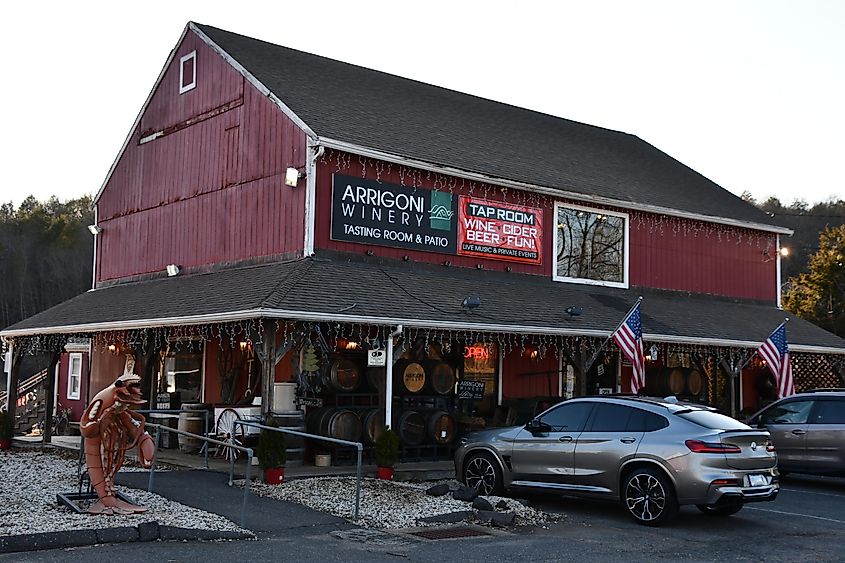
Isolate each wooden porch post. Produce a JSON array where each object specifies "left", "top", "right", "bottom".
[
  {"left": 5, "top": 343, "right": 24, "bottom": 431},
  {"left": 41, "top": 349, "right": 63, "bottom": 444},
  {"left": 260, "top": 320, "right": 277, "bottom": 418}
]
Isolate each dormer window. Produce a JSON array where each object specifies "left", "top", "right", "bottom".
[{"left": 179, "top": 51, "right": 196, "bottom": 94}]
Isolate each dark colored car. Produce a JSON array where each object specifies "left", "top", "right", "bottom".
[
  {"left": 455, "top": 396, "right": 779, "bottom": 526},
  {"left": 747, "top": 389, "right": 845, "bottom": 477}
]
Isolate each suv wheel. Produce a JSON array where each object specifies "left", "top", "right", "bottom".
[
  {"left": 463, "top": 452, "right": 503, "bottom": 495},
  {"left": 696, "top": 503, "right": 744, "bottom": 516},
  {"left": 623, "top": 468, "right": 678, "bottom": 526}
]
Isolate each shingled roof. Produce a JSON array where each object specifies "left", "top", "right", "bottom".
[
  {"left": 193, "top": 23, "right": 784, "bottom": 231},
  {"left": 4, "top": 255, "right": 843, "bottom": 353}
]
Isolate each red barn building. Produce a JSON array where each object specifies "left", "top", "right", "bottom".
[{"left": 4, "top": 22, "right": 844, "bottom": 458}]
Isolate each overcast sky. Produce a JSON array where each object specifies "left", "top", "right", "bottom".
[{"left": 2, "top": 0, "right": 843, "bottom": 208}]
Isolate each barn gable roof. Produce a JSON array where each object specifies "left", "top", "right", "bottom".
[{"left": 192, "top": 23, "right": 786, "bottom": 233}]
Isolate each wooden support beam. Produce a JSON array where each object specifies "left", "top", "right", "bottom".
[
  {"left": 260, "top": 320, "right": 277, "bottom": 417},
  {"left": 41, "top": 350, "right": 62, "bottom": 444},
  {"left": 5, "top": 343, "right": 23, "bottom": 428}
]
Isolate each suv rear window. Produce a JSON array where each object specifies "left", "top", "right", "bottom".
[{"left": 675, "top": 410, "right": 748, "bottom": 430}]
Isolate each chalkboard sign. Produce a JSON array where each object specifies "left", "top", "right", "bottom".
[{"left": 457, "top": 380, "right": 486, "bottom": 400}]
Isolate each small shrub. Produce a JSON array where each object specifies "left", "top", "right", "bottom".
[
  {"left": 256, "top": 417, "right": 286, "bottom": 470},
  {"left": 374, "top": 428, "right": 400, "bottom": 468}
]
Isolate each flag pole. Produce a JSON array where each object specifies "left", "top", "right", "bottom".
[{"left": 584, "top": 296, "right": 643, "bottom": 374}]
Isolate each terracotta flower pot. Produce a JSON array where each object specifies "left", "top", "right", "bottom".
[
  {"left": 264, "top": 467, "right": 285, "bottom": 484},
  {"left": 0, "top": 439, "right": 11, "bottom": 450},
  {"left": 377, "top": 466, "right": 394, "bottom": 480}
]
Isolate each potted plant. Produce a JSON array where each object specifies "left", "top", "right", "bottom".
[
  {"left": 0, "top": 410, "right": 13, "bottom": 450},
  {"left": 374, "top": 428, "right": 400, "bottom": 480},
  {"left": 257, "top": 417, "right": 286, "bottom": 484}
]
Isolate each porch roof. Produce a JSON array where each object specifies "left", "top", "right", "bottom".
[{"left": 3, "top": 255, "right": 844, "bottom": 354}]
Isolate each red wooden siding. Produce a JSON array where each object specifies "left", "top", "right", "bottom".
[
  {"left": 96, "top": 30, "right": 308, "bottom": 282},
  {"left": 315, "top": 150, "right": 778, "bottom": 301},
  {"left": 630, "top": 224, "right": 777, "bottom": 301},
  {"left": 501, "top": 350, "right": 560, "bottom": 400}
]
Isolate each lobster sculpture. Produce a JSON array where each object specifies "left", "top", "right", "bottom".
[{"left": 79, "top": 355, "right": 156, "bottom": 515}]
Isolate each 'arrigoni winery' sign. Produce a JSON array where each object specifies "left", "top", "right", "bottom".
[
  {"left": 330, "top": 174, "right": 543, "bottom": 264},
  {"left": 331, "top": 174, "right": 458, "bottom": 253}
]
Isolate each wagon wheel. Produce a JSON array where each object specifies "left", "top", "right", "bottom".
[{"left": 215, "top": 409, "right": 245, "bottom": 462}]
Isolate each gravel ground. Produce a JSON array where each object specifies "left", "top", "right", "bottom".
[
  {"left": 250, "top": 476, "right": 559, "bottom": 529},
  {"left": 0, "top": 450, "right": 249, "bottom": 537}
]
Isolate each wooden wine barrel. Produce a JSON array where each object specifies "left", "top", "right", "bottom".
[
  {"left": 271, "top": 411, "right": 306, "bottom": 466},
  {"left": 396, "top": 410, "right": 426, "bottom": 446},
  {"left": 394, "top": 361, "right": 426, "bottom": 394},
  {"left": 361, "top": 408, "right": 385, "bottom": 445},
  {"left": 425, "top": 361, "right": 456, "bottom": 395},
  {"left": 666, "top": 368, "right": 686, "bottom": 396},
  {"left": 328, "top": 358, "right": 361, "bottom": 392},
  {"left": 306, "top": 407, "right": 362, "bottom": 443},
  {"left": 687, "top": 369, "right": 704, "bottom": 396},
  {"left": 177, "top": 404, "right": 207, "bottom": 454},
  {"left": 428, "top": 410, "right": 456, "bottom": 444}
]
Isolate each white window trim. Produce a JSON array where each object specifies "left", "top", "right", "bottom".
[
  {"left": 553, "top": 201, "right": 630, "bottom": 289},
  {"left": 179, "top": 51, "right": 197, "bottom": 94},
  {"left": 67, "top": 353, "right": 82, "bottom": 400}
]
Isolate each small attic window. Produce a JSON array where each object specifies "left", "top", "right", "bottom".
[{"left": 179, "top": 51, "right": 196, "bottom": 94}]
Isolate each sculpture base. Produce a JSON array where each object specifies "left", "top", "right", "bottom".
[{"left": 56, "top": 491, "right": 144, "bottom": 514}]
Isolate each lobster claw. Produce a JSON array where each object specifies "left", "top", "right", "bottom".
[{"left": 138, "top": 432, "right": 156, "bottom": 469}]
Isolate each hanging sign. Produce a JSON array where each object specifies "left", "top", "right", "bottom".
[
  {"left": 330, "top": 174, "right": 457, "bottom": 254},
  {"left": 367, "top": 349, "right": 386, "bottom": 367},
  {"left": 457, "top": 380, "right": 486, "bottom": 400},
  {"left": 457, "top": 196, "right": 543, "bottom": 264}
]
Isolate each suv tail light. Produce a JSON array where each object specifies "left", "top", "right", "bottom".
[
  {"left": 766, "top": 440, "right": 775, "bottom": 453},
  {"left": 685, "top": 439, "right": 742, "bottom": 454}
]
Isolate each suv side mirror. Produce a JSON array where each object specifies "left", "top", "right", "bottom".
[{"left": 527, "top": 419, "right": 552, "bottom": 434}]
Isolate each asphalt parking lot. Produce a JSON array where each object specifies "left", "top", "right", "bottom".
[{"left": 5, "top": 474, "right": 845, "bottom": 563}]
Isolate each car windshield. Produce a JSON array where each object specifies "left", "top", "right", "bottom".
[{"left": 675, "top": 410, "right": 749, "bottom": 430}]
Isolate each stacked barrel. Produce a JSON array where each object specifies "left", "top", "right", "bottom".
[
  {"left": 392, "top": 360, "right": 458, "bottom": 448},
  {"left": 305, "top": 357, "right": 385, "bottom": 449}
]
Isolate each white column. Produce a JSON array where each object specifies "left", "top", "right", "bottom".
[{"left": 384, "top": 325, "right": 402, "bottom": 430}]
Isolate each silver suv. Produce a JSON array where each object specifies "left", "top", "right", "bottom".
[
  {"left": 455, "top": 396, "right": 779, "bottom": 526},
  {"left": 747, "top": 389, "right": 845, "bottom": 477}
]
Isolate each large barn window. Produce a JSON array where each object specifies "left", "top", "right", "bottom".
[
  {"left": 179, "top": 51, "right": 196, "bottom": 94},
  {"left": 553, "top": 203, "right": 628, "bottom": 288}
]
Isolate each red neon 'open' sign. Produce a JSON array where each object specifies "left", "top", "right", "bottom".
[{"left": 464, "top": 346, "right": 490, "bottom": 359}]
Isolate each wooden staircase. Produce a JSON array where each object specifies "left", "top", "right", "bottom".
[{"left": 1, "top": 369, "right": 49, "bottom": 435}]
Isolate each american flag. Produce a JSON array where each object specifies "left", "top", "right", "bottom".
[
  {"left": 757, "top": 323, "right": 795, "bottom": 398},
  {"left": 613, "top": 303, "right": 646, "bottom": 394}
]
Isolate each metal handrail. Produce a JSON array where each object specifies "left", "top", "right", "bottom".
[
  {"left": 234, "top": 420, "right": 364, "bottom": 521},
  {"left": 144, "top": 422, "right": 254, "bottom": 526},
  {"left": 135, "top": 409, "right": 210, "bottom": 469}
]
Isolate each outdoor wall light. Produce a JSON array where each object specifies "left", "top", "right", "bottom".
[
  {"left": 166, "top": 264, "right": 181, "bottom": 277},
  {"left": 780, "top": 247, "right": 790, "bottom": 257},
  {"left": 285, "top": 167, "right": 304, "bottom": 187},
  {"left": 564, "top": 306, "right": 583, "bottom": 318},
  {"left": 461, "top": 296, "right": 481, "bottom": 311},
  {"left": 87, "top": 225, "right": 103, "bottom": 235}
]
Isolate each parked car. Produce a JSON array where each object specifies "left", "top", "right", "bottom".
[
  {"left": 455, "top": 396, "right": 779, "bottom": 526},
  {"left": 747, "top": 389, "right": 845, "bottom": 477}
]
